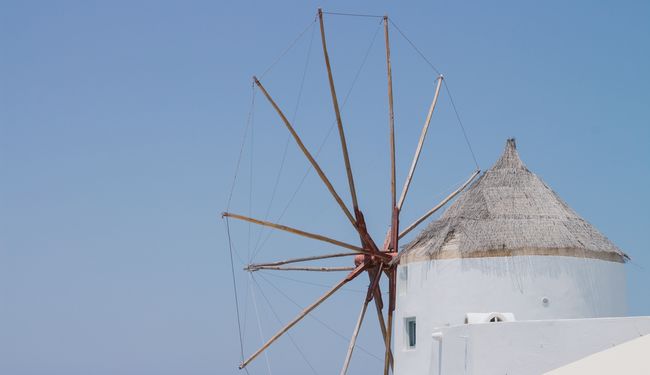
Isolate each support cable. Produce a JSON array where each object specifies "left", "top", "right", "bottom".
[
  {"left": 259, "top": 271, "right": 368, "bottom": 294},
  {"left": 225, "top": 86, "right": 256, "bottom": 267},
  {"left": 250, "top": 273, "right": 274, "bottom": 375},
  {"left": 247, "top": 87, "right": 255, "bottom": 262},
  {"left": 251, "top": 275, "right": 320, "bottom": 375},
  {"left": 226, "top": 85, "right": 256, "bottom": 212},
  {"left": 443, "top": 80, "right": 480, "bottom": 170},
  {"left": 388, "top": 19, "right": 441, "bottom": 76},
  {"left": 224, "top": 217, "right": 251, "bottom": 374},
  {"left": 252, "top": 22, "right": 383, "bottom": 260},
  {"left": 223, "top": 84, "right": 259, "bottom": 373},
  {"left": 257, "top": 272, "right": 384, "bottom": 362},
  {"left": 240, "top": 272, "right": 252, "bottom": 344},
  {"left": 252, "top": 22, "right": 317, "bottom": 258},
  {"left": 322, "top": 11, "right": 383, "bottom": 19},
  {"left": 260, "top": 19, "right": 318, "bottom": 80},
  {"left": 385, "top": 17, "right": 480, "bottom": 170}
]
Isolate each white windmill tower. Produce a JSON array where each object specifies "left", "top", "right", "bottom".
[{"left": 393, "top": 139, "right": 650, "bottom": 375}]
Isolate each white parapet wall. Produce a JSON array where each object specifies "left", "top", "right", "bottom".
[
  {"left": 394, "top": 255, "right": 627, "bottom": 374},
  {"left": 414, "top": 317, "right": 650, "bottom": 375}
]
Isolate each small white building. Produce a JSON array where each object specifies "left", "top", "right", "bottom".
[{"left": 393, "top": 139, "right": 648, "bottom": 374}]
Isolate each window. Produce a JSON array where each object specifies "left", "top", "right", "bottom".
[{"left": 405, "top": 317, "right": 416, "bottom": 349}]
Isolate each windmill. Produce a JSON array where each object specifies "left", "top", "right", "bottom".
[{"left": 223, "top": 9, "right": 479, "bottom": 375}]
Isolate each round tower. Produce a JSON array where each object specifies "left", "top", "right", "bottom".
[{"left": 393, "top": 139, "right": 627, "bottom": 372}]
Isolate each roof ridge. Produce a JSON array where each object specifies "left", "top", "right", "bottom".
[{"left": 491, "top": 138, "right": 526, "bottom": 170}]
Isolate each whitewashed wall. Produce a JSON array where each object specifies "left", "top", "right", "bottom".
[
  {"left": 395, "top": 316, "right": 650, "bottom": 375},
  {"left": 393, "top": 255, "right": 627, "bottom": 374}
]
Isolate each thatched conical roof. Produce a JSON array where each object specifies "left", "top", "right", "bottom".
[{"left": 399, "top": 139, "right": 628, "bottom": 264}]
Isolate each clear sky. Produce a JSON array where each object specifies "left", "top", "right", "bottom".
[{"left": 1, "top": 1, "right": 648, "bottom": 374}]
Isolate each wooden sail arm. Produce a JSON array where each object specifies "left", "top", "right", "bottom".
[
  {"left": 340, "top": 297, "right": 370, "bottom": 375},
  {"left": 383, "top": 269, "right": 396, "bottom": 375},
  {"left": 384, "top": 15, "right": 399, "bottom": 257},
  {"left": 398, "top": 169, "right": 480, "bottom": 239},
  {"left": 246, "top": 265, "right": 355, "bottom": 272},
  {"left": 253, "top": 76, "right": 356, "bottom": 227},
  {"left": 366, "top": 268, "right": 385, "bottom": 331},
  {"left": 366, "top": 264, "right": 383, "bottom": 302},
  {"left": 340, "top": 265, "right": 386, "bottom": 375},
  {"left": 318, "top": 10, "right": 380, "bottom": 254},
  {"left": 384, "top": 15, "right": 396, "bottom": 213},
  {"left": 246, "top": 252, "right": 360, "bottom": 269},
  {"left": 371, "top": 281, "right": 394, "bottom": 369},
  {"left": 239, "top": 263, "right": 367, "bottom": 369},
  {"left": 354, "top": 208, "right": 380, "bottom": 253},
  {"left": 222, "top": 212, "right": 381, "bottom": 256},
  {"left": 397, "top": 75, "right": 444, "bottom": 211},
  {"left": 253, "top": 76, "right": 382, "bottom": 255},
  {"left": 318, "top": 8, "right": 360, "bottom": 213}
]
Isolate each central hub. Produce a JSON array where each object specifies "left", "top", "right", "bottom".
[
  {"left": 354, "top": 252, "right": 397, "bottom": 268},
  {"left": 354, "top": 254, "right": 367, "bottom": 266}
]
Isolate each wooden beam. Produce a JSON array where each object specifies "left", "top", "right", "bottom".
[
  {"left": 246, "top": 265, "right": 355, "bottom": 272},
  {"left": 318, "top": 8, "right": 360, "bottom": 213},
  {"left": 366, "top": 264, "right": 384, "bottom": 303},
  {"left": 340, "top": 297, "right": 370, "bottom": 375},
  {"left": 253, "top": 76, "right": 356, "bottom": 227},
  {"left": 372, "top": 285, "right": 386, "bottom": 332},
  {"left": 223, "top": 212, "right": 373, "bottom": 255},
  {"left": 239, "top": 264, "right": 367, "bottom": 369},
  {"left": 317, "top": 10, "right": 380, "bottom": 255},
  {"left": 397, "top": 75, "right": 444, "bottom": 211},
  {"left": 399, "top": 169, "right": 480, "bottom": 239},
  {"left": 384, "top": 16, "right": 396, "bottom": 212},
  {"left": 247, "top": 252, "right": 359, "bottom": 269},
  {"left": 368, "top": 270, "right": 394, "bottom": 368},
  {"left": 384, "top": 16, "right": 400, "bottom": 255},
  {"left": 373, "top": 294, "right": 394, "bottom": 369},
  {"left": 384, "top": 270, "right": 395, "bottom": 375}
]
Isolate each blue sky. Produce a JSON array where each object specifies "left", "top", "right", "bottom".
[{"left": 1, "top": 1, "right": 648, "bottom": 374}]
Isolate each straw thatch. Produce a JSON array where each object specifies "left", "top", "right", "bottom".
[{"left": 399, "top": 139, "right": 628, "bottom": 264}]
